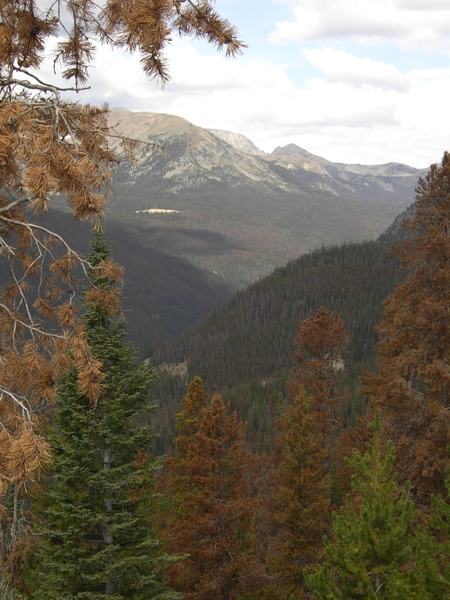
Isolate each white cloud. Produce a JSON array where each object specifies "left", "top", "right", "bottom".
[
  {"left": 397, "top": 0, "right": 450, "bottom": 10},
  {"left": 303, "top": 47, "right": 410, "bottom": 91},
  {"left": 35, "top": 34, "right": 448, "bottom": 168},
  {"left": 270, "top": 0, "right": 450, "bottom": 51}
]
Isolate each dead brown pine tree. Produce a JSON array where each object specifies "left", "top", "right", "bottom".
[
  {"left": 163, "top": 381, "right": 255, "bottom": 599},
  {"left": 363, "top": 152, "right": 450, "bottom": 505}
]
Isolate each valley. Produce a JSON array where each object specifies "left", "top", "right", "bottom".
[{"left": 41, "top": 107, "right": 424, "bottom": 358}]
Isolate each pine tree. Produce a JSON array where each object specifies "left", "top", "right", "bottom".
[
  {"left": 259, "top": 387, "right": 330, "bottom": 599},
  {"left": 31, "top": 229, "right": 177, "bottom": 599},
  {"left": 249, "top": 311, "right": 350, "bottom": 598},
  {"left": 164, "top": 384, "right": 255, "bottom": 599},
  {"left": 291, "top": 307, "right": 352, "bottom": 433},
  {"left": 162, "top": 376, "right": 209, "bottom": 522},
  {"left": 364, "top": 152, "right": 450, "bottom": 503},
  {"left": 430, "top": 473, "right": 450, "bottom": 591},
  {"left": 305, "top": 412, "right": 445, "bottom": 599}
]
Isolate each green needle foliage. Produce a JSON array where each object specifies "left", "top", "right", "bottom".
[
  {"left": 430, "top": 473, "right": 450, "bottom": 592},
  {"left": 305, "top": 411, "right": 445, "bottom": 599},
  {"left": 31, "top": 229, "right": 178, "bottom": 599}
]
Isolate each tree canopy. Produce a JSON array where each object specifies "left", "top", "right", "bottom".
[
  {"left": 162, "top": 379, "right": 255, "bottom": 599},
  {"left": 305, "top": 412, "right": 445, "bottom": 599}
]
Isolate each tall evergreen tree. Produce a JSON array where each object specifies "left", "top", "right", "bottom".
[
  {"left": 32, "top": 229, "right": 177, "bottom": 599},
  {"left": 163, "top": 382, "right": 255, "bottom": 599},
  {"left": 162, "top": 376, "right": 209, "bottom": 522},
  {"left": 364, "top": 152, "right": 450, "bottom": 503},
  {"left": 292, "top": 308, "right": 351, "bottom": 392},
  {"left": 249, "top": 311, "right": 350, "bottom": 598},
  {"left": 258, "top": 388, "right": 330, "bottom": 599},
  {"left": 291, "top": 307, "right": 352, "bottom": 434},
  {"left": 305, "top": 412, "right": 445, "bottom": 599}
]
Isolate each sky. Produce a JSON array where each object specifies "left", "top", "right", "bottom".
[{"left": 42, "top": 0, "right": 450, "bottom": 168}]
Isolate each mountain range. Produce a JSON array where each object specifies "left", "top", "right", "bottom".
[
  {"left": 102, "top": 108, "right": 424, "bottom": 289},
  {"left": 40, "top": 108, "right": 426, "bottom": 357}
]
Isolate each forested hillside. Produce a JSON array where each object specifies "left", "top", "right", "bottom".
[
  {"left": 153, "top": 240, "right": 402, "bottom": 387},
  {"left": 149, "top": 238, "right": 404, "bottom": 453},
  {"left": 0, "top": 208, "right": 234, "bottom": 355}
]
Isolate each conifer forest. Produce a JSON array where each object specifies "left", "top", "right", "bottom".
[{"left": 1, "top": 0, "right": 450, "bottom": 598}]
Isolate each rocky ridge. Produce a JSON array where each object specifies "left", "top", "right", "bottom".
[{"left": 104, "top": 108, "right": 426, "bottom": 289}]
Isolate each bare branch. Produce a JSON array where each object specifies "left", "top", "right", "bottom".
[
  {"left": 15, "top": 67, "right": 90, "bottom": 93},
  {"left": 0, "top": 77, "right": 87, "bottom": 95},
  {"left": 0, "top": 197, "right": 31, "bottom": 215}
]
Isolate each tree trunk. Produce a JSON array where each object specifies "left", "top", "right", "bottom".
[
  {"left": 0, "top": 510, "right": 7, "bottom": 597},
  {"left": 103, "top": 448, "right": 115, "bottom": 595}
]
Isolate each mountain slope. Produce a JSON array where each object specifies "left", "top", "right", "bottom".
[
  {"left": 21, "top": 209, "right": 234, "bottom": 355},
  {"left": 148, "top": 237, "right": 404, "bottom": 454},
  {"left": 152, "top": 239, "right": 402, "bottom": 390},
  {"left": 265, "top": 144, "right": 424, "bottom": 204},
  {"left": 103, "top": 108, "right": 424, "bottom": 289}
]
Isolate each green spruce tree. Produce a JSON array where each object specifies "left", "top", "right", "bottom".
[
  {"left": 305, "top": 411, "right": 445, "bottom": 599},
  {"left": 430, "top": 472, "right": 450, "bottom": 591},
  {"left": 32, "top": 229, "right": 178, "bottom": 599}
]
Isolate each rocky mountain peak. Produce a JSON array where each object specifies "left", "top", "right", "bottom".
[
  {"left": 105, "top": 106, "right": 423, "bottom": 290},
  {"left": 207, "top": 128, "right": 266, "bottom": 156}
]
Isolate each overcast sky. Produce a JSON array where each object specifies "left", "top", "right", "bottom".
[{"left": 44, "top": 0, "right": 450, "bottom": 168}]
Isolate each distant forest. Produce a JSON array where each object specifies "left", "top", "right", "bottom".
[{"left": 149, "top": 239, "right": 404, "bottom": 454}]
